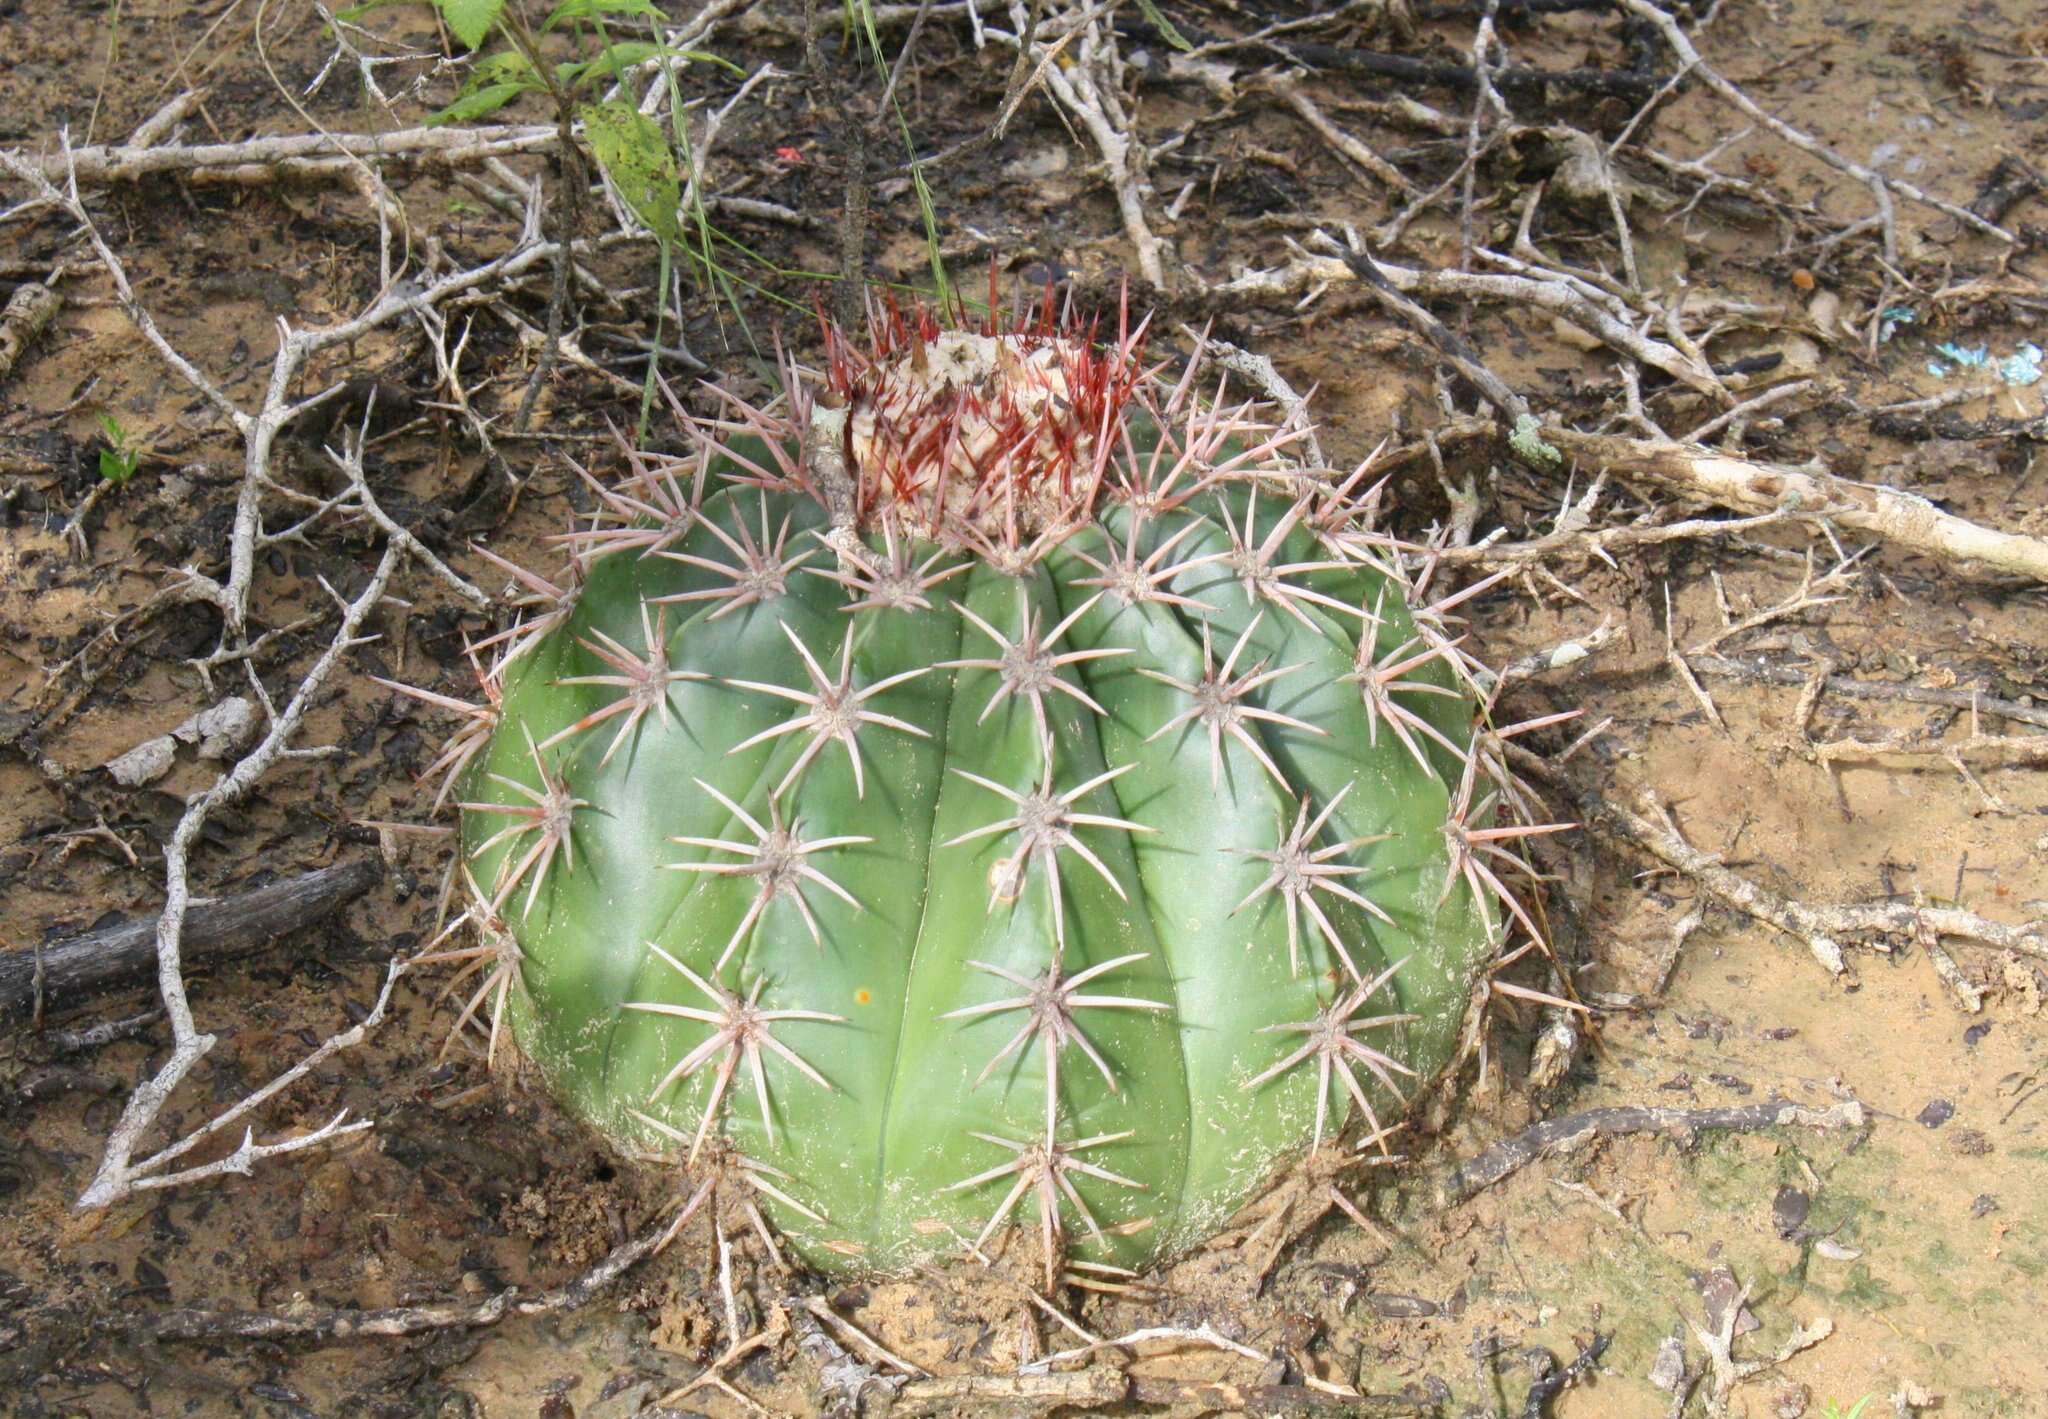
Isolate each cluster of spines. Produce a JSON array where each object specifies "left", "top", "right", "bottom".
[
  {"left": 383, "top": 305, "right": 1580, "bottom": 1287},
  {"left": 818, "top": 275, "right": 1149, "bottom": 540}
]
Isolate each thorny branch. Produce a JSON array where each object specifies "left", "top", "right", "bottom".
[{"left": 75, "top": 544, "right": 404, "bottom": 1208}]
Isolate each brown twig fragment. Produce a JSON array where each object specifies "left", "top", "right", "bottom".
[
  {"left": 1689, "top": 1273, "right": 1834, "bottom": 1414},
  {"left": 1542, "top": 429, "right": 2048, "bottom": 585},
  {"left": 2, "top": 859, "right": 381, "bottom": 1018},
  {"left": 891, "top": 1370, "right": 1126, "bottom": 1417},
  {"left": 1687, "top": 654, "right": 2048, "bottom": 732},
  {"left": 1665, "top": 585, "right": 1728, "bottom": 735},
  {"left": 0, "top": 274, "right": 62, "bottom": 380},
  {"left": 1023, "top": 8, "right": 1166, "bottom": 287},
  {"left": 133, "top": 1211, "right": 670, "bottom": 1342},
  {"left": 1022, "top": 1320, "right": 1266, "bottom": 1374},
  {"left": 1442, "top": 1097, "right": 1867, "bottom": 1204},
  {"left": 1126, "top": 1376, "right": 1436, "bottom": 1415},
  {"left": 1584, "top": 788, "right": 2047, "bottom": 973},
  {"left": 1219, "top": 240, "right": 1726, "bottom": 401},
  {"left": 1264, "top": 70, "right": 1416, "bottom": 196},
  {"left": 1810, "top": 731, "right": 2048, "bottom": 772}
]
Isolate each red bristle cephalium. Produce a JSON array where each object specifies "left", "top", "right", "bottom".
[{"left": 808, "top": 282, "right": 1147, "bottom": 548}]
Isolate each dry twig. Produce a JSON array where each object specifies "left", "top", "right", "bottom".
[
  {"left": 1543, "top": 429, "right": 2048, "bottom": 585},
  {"left": 1218, "top": 242, "right": 1726, "bottom": 401},
  {"left": 1621, "top": 0, "right": 2015, "bottom": 258},
  {"left": 1687, "top": 653, "right": 2048, "bottom": 732},
  {"left": 1443, "top": 1097, "right": 1867, "bottom": 1203},
  {"left": 0, "top": 136, "right": 583, "bottom": 1211},
  {"left": 1, "top": 859, "right": 381, "bottom": 1017},
  {"left": 10, "top": 123, "right": 557, "bottom": 188},
  {"left": 134, "top": 1211, "right": 670, "bottom": 1341},
  {"left": 1585, "top": 788, "right": 2046, "bottom": 974}
]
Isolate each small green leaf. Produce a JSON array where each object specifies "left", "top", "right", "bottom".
[
  {"left": 579, "top": 99, "right": 680, "bottom": 242},
  {"left": 437, "top": 0, "right": 506, "bottom": 50},
  {"left": 95, "top": 415, "right": 138, "bottom": 484},
  {"left": 1134, "top": 0, "right": 1192, "bottom": 51},
  {"left": 557, "top": 39, "right": 664, "bottom": 88},
  {"left": 427, "top": 80, "right": 529, "bottom": 125},
  {"left": 335, "top": 0, "right": 409, "bottom": 21},
  {"left": 543, "top": 0, "right": 664, "bottom": 29},
  {"left": 469, "top": 48, "right": 538, "bottom": 84},
  {"left": 674, "top": 45, "right": 743, "bottom": 77}
]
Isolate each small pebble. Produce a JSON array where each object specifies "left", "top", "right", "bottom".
[
  {"left": 1772, "top": 1185, "right": 1811, "bottom": 1239},
  {"left": 1648, "top": 1335, "right": 1686, "bottom": 1392},
  {"left": 1948, "top": 1128, "right": 1992, "bottom": 1156}
]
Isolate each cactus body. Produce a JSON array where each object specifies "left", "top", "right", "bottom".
[{"left": 437, "top": 301, "right": 1554, "bottom": 1281}]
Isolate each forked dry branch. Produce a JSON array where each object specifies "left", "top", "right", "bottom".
[
  {"left": 1585, "top": 788, "right": 2047, "bottom": 976},
  {"left": 0, "top": 140, "right": 615, "bottom": 1211}
]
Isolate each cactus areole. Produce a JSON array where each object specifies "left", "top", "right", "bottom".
[{"left": 435, "top": 292, "right": 1563, "bottom": 1285}]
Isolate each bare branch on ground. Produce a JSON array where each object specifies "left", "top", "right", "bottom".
[
  {"left": 132, "top": 1212, "right": 670, "bottom": 1342},
  {"left": 1621, "top": 0, "right": 2016, "bottom": 256},
  {"left": 1542, "top": 429, "right": 2048, "bottom": 585},
  {"left": 1442, "top": 1097, "right": 1868, "bottom": 1204},
  {"left": 0, "top": 143, "right": 606, "bottom": 1211},
  {"left": 0, "top": 859, "right": 382, "bottom": 1018},
  {"left": 73, "top": 545, "right": 404, "bottom": 1209},
  {"left": 1217, "top": 242, "right": 1727, "bottom": 400},
  {"left": 1582, "top": 788, "right": 2046, "bottom": 975},
  {"left": 10, "top": 124, "right": 558, "bottom": 187},
  {"left": 1686, "top": 654, "right": 2048, "bottom": 732}
]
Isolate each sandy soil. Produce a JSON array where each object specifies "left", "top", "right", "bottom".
[{"left": 3, "top": 1, "right": 2045, "bottom": 1416}]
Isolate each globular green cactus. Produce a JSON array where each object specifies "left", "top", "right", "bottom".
[{"left": 390, "top": 293, "right": 1569, "bottom": 1285}]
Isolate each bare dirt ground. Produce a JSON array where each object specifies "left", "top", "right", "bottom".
[{"left": 2, "top": 1, "right": 2046, "bottom": 1416}]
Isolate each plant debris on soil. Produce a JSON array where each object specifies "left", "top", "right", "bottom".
[{"left": 2, "top": 0, "right": 2046, "bottom": 1415}]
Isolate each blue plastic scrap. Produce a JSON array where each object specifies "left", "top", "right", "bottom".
[
  {"left": 1925, "top": 339, "right": 2043, "bottom": 386},
  {"left": 1998, "top": 343, "right": 2042, "bottom": 388}
]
